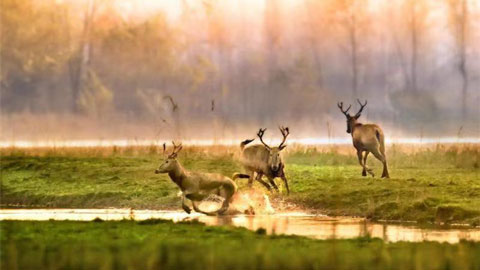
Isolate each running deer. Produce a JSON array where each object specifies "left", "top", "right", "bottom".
[
  {"left": 233, "top": 127, "right": 290, "bottom": 194},
  {"left": 337, "top": 99, "right": 390, "bottom": 178},
  {"left": 155, "top": 142, "right": 237, "bottom": 215}
]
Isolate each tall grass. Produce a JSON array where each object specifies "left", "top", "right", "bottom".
[{"left": 2, "top": 220, "right": 480, "bottom": 270}]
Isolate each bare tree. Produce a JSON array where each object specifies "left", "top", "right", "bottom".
[
  {"left": 447, "top": 0, "right": 470, "bottom": 120},
  {"left": 68, "top": 0, "right": 97, "bottom": 113},
  {"left": 405, "top": 0, "right": 429, "bottom": 93},
  {"left": 303, "top": 0, "right": 325, "bottom": 90},
  {"left": 348, "top": 1, "right": 359, "bottom": 100},
  {"left": 335, "top": 0, "right": 368, "bottom": 100},
  {"left": 409, "top": 0, "right": 418, "bottom": 92}
]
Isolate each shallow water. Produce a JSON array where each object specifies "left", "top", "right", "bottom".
[{"left": 1, "top": 209, "right": 479, "bottom": 244}]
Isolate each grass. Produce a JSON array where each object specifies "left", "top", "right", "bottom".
[
  {"left": 2, "top": 219, "right": 480, "bottom": 270},
  {"left": 1, "top": 144, "right": 479, "bottom": 224}
]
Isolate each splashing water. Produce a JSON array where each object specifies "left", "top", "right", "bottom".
[
  {"left": 178, "top": 189, "right": 274, "bottom": 215},
  {"left": 197, "top": 194, "right": 225, "bottom": 213},
  {"left": 229, "top": 189, "right": 275, "bottom": 215}
]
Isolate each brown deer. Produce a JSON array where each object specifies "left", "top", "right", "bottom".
[
  {"left": 337, "top": 99, "right": 390, "bottom": 178},
  {"left": 155, "top": 142, "right": 237, "bottom": 215},
  {"left": 233, "top": 127, "right": 290, "bottom": 194}
]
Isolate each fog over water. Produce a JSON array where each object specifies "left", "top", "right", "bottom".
[{"left": 1, "top": 0, "right": 479, "bottom": 142}]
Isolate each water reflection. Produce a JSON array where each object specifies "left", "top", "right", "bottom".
[{"left": 1, "top": 209, "right": 479, "bottom": 244}]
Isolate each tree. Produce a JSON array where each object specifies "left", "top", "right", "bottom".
[
  {"left": 446, "top": 0, "right": 470, "bottom": 120},
  {"left": 303, "top": 0, "right": 326, "bottom": 91},
  {"left": 332, "top": 0, "right": 369, "bottom": 100},
  {"left": 67, "top": 0, "right": 97, "bottom": 114},
  {"left": 406, "top": 0, "right": 429, "bottom": 93},
  {"left": 1, "top": 0, "right": 70, "bottom": 112}
]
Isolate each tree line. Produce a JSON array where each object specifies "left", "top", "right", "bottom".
[{"left": 1, "top": 0, "right": 478, "bottom": 137}]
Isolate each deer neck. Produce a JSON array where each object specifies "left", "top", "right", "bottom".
[
  {"left": 168, "top": 163, "right": 187, "bottom": 188},
  {"left": 350, "top": 121, "right": 362, "bottom": 136}
]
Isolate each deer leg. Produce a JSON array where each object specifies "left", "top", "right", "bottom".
[
  {"left": 363, "top": 151, "right": 375, "bottom": 177},
  {"left": 380, "top": 146, "right": 390, "bottom": 178},
  {"left": 267, "top": 177, "right": 279, "bottom": 192},
  {"left": 181, "top": 193, "right": 191, "bottom": 214},
  {"left": 371, "top": 147, "right": 389, "bottom": 179},
  {"left": 281, "top": 175, "right": 290, "bottom": 195},
  {"left": 191, "top": 201, "right": 218, "bottom": 216},
  {"left": 216, "top": 184, "right": 235, "bottom": 215},
  {"left": 357, "top": 150, "right": 367, "bottom": 177},
  {"left": 255, "top": 173, "right": 272, "bottom": 191},
  {"left": 247, "top": 170, "right": 255, "bottom": 187}
]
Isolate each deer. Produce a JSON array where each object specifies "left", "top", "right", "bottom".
[
  {"left": 337, "top": 99, "right": 390, "bottom": 178},
  {"left": 233, "top": 127, "right": 290, "bottom": 194},
  {"left": 154, "top": 142, "right": 237, "bottom": 215}
]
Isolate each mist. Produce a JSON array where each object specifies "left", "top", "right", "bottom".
[{"left": 1, "top": 0, "right": 479, "bottom": 143}]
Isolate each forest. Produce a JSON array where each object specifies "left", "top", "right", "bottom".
[{"left": 1, "top": 0, "right": 479, "bottom": 140}]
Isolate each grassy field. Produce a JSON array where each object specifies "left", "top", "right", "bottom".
[
  {"left": 2, "top": 219, "right": 480, "bottom": 270},
  {"left": 1, "top": 144, "right": 479, "bottom": 224}
]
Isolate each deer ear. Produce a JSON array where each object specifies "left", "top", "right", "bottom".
[
  {"left": 279, "top": 145, "right": 287, "bottom": 150},
  {"left": 354, "top": 114, "right": 361, "bottom": 120}
]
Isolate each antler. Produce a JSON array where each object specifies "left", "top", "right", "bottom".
[
  {"left": 278, "top": 126, "right": 289, "bottom": 149},
  {"left": 355, "top": 99, "right": 367, "bottom": 117},
  {"left": 169, "top": 141, "right": 183, "bottom": 158},
  {"left": 337, "top": 102, "right": 351, "bottom": 117},
  {"left": 257, "top": 128, "right": 271, "bottom": 150}
]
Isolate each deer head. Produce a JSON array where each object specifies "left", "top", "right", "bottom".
[
  {"left": 155, "top": 141, "right": 183, "bottom": 174},
  {"left": 257, "top": 126, "right": 289, "bottom": 172},
  {"left": 337, "top": 99, "right": 367, "bottom": 134}
]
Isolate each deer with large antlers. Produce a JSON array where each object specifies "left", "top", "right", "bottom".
[
  {"left": 337, "top": 99, "right": 389, "bottom": 178},
  {"left": 233, "top": 127, "right": 290, "bottom": 194},
  {"left": 155, "top": 142, "right": 237, "bottom": 215}
]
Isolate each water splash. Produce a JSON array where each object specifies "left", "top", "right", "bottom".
[
  {"left": 197, "top": 194, "right": 225, "bottom": 213},
  {"left": 176, "top": 190, "right": 274, "bottom": 215},
  {"left": 230, "top": 189, "right": 275, "bottom": 215}
]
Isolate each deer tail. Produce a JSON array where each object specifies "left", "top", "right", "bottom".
[
  {"left": 240, "top": 139, "right": 255, "bottom": 150},
  {"left": 225, "top": 179, "right": 237, "bottom": 196}
]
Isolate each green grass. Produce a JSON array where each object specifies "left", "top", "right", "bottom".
[
  {"left": 1, "top": 144, "right": 479, "bottom": 224},
  {"left": 2, "top": 219, "right": 479, "bottom": 270},
  {"left": 0, "top": 148, "right": 241, "bottom": 209}
]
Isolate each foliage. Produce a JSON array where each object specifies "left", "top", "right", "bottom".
[
  {"left": 77, "top": 70, "right": 114, "bottom": 117},
  {"left": 1, "top": 0, "right": 479, "bottom": 131},
  {"left": 0, "top": 0, "right": 70, "bottom": 111}
]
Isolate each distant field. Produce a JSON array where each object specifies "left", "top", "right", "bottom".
[
  {"left": 1, "top": 144, "right": 479, "bottom": 224},
  {"left": 2, "top": 219, "right": 479, "bottom": 270}
]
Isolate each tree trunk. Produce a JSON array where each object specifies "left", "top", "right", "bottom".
[
  {"left": 410, "top": 0, "right": 418, "bottom": 93},
  {"left": 69, "top": 0, "right": 95, "bottom": 114},
  {"left": 459, "top": 0, "right": 468, "bottom": 121},
  {"left": 350, "top": 12, "right": 358, "bottom": 100}
]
